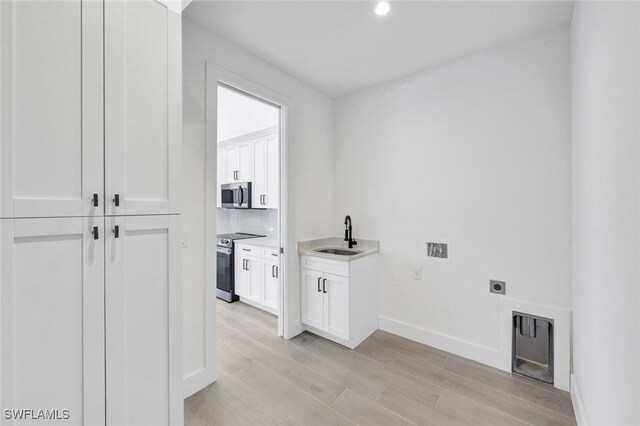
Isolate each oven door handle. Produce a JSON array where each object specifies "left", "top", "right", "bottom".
[{"left": 238, "top": 186, "right": 244, "bottom": 206}]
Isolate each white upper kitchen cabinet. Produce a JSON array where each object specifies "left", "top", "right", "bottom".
[
  {"left": 223, "top": 141, "right": 253, "bottom": 183},
  {"left": 0, "top": 0, "right": 104, "bottom": 218},
  {"left": 0, "top": 217, "right": 105, "bottom": 425},
  {"left": 105, "top": 215, "right": 182, "bottom": 426},
  {"left": 253, "top": 134, "right": 279, "bottom": 209},
  {"left": 105, "top": 0, "right": 181, "bottom": 216}
]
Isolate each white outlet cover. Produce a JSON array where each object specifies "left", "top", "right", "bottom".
[{"left": 413, "top": 267, "right": 422, "bottom": 280}]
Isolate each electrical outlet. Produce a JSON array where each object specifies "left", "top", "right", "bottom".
[
  {"left": 490, "top": 279, "right": 506, "bottom": 295},
  {"left": 413, "top": 267, "right": 422, "bottom": 280}
]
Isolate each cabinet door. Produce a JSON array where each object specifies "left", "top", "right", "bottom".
[
  {"left": 246, "top": 255, "right": 263, "bottom": 302},
  {"left": 301, "top": 268, "right": 324, "bottom": 330},
  {"left": 252, "top": 138, "right": 266, "bottom": 207},
  {"left": 324, "top": 273, "right": 350, "bottom": 340},
  {"left": 1, "top": 217, "right": 105, "bottom": 425},
  {"left": 226, "top": 145, "right": 239, "bottom": 182},
  {"left": 264, "top": 134, "right": 279, "bottom": 209},
  {"left": 262, "top": 258, "right": 279, "bottom": 310},
  {"left": 105, "top": 0, "right": 181, "bottom": 216},
  {"left": 0, "top": 0, "right": 103, "bottom": 218},
  {"left": 217, "top": 148, "right": 227, "bottom": 208},
  {"left": 105, "top": 215, "right": 182, "bottom": 426},
  {"left": 234, "top": 254, "right": 249, "bottom": 298},
  {"left": 238, "top": 141, "right": 254, "bottom": 182}
]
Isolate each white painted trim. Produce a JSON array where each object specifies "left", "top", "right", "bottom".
[
  {"left": 378, "top": 316, "right": 500, "bottom": 368},
  {"left": 183, "top": 368, "right": 215, "bottom": 399},
  {"left": 571, "top": 374, "right": 589, "bottom": 426},
  {"left": 498, "top": 297, "right": 571, "bottom": 391},
  {"left": 205, "top": 62, "right": 294, "bottom": 340}
]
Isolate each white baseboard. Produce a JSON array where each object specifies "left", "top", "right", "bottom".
[
  {"left": 378, "top": 316, "right": 499, "bottom": 368},
  {"left": 571, "top": 374, "right": 589, "bottom": 426},
  {"left": 183, "top": 367, "right": 216, "bottom": 399}
]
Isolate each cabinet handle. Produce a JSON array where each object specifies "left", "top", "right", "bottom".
[
  {"left": 242, "top": 259, "right": 246, "bottom": 270},
  {"left": 92, "top": 193, "right": 99, "bottom": 207},
  {"left": 242, "top": 248, "right": 251, "bottom": 251},
  {"left": 275, "top": 266, "right": 278, "bottom": 278},
  {"left": 113, "top": 225, "right": 120, "bottom": 239},
  {"left": 323, "top": 278, "right": 327, "bottom": 293},
  {"left": 92, "top": 226, "right": 99, "bottom": 240},
  {"left": 317, "top": 277, "right": 321, "bottom": 292},
  {"left": 272, "top": 265, "right": 275, "bottom": 277},
  {"left": 113, "top": 193, "right": 120, "bottom": 207},
  {"left": 246, "top": 259, "right": 250, "bottom": 270}
]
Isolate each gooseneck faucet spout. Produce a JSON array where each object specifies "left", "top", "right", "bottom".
[{"left": 344, "top": 215, "right": 357, "bottom": 248}]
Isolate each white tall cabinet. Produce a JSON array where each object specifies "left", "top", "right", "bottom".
[{"left": 0, "top": 1, "right": 182, "bottom": 425}]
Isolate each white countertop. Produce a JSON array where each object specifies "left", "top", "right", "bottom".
[
  {"left": 298, "top": 237, "right": 379, "bottom": 262},
  {"left": 236, "top": 237, "right": 279, "bottom": 250}
]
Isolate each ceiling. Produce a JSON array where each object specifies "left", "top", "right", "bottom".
[{"left": 184, "top": 1, "right": 574, "bottom": 98}]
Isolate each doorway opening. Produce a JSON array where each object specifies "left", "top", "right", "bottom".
[{"left": 213, "top": 80, "right": 286, "bottom": 338}]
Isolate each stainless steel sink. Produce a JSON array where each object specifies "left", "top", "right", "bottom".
[{"left": 313, "top": 248, "right": 364, "bottom": 256}]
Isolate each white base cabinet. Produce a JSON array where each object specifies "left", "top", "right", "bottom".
[
  {"left": 234, "top": 243, "right": 279, "bottom": 314},
  {"left": 301, "top": 254, "right": 379, "bottom": 349},
  {"left": 1, "top": 218, "right": 105, "bottom": 425},
  {"left": 105, "top": 215, "right": 182, "bottom": 425},
  {"left": 1, "top": 215, "right": 181, "bottom": 425}
]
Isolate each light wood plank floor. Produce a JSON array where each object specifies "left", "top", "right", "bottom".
[{"left": 185, "top": 300, "right": 576, "bottom": 426}]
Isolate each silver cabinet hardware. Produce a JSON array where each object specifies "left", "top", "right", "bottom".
[
  {"left": 317, "top": 277, "right": 321, "bottom": 292},
  {"left": 322, "top": 278, "right": 327, "bottom": 293}
]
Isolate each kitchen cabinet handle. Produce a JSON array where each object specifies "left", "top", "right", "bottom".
[
  {"left": 242, "top": 259, "right": 246, "bottom": 270},
  {"left": 92, "top": 193, "right": 99, "bottom": 207},
  {"left": 246, "top": 259, "right": 250, "bottom": 270},
  {"left": 92, "top": 226, "right": 99, "bottom": 240},
  {"left": 323, "top": 278, "right": 327, "bottom": 293},
  {"left": 113, "top": 193, "right": 120, "bottom": 207},
  {"left": 242, "top": 248, "right": 251, "bottom": 251},
  {"left": 113, "top": 225, "right": 120, "bottom": 239},
  {"left": 275, "top": 266, "right": 278, "bottom": 278},
  {"left": 272, "top": 265, "right": 275, "bottom": 277},
  {"left": 317, "top": 277, "right": 321, "bottom": 292}
]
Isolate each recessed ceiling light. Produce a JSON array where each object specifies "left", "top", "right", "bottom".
[{"left": 374, "top": 1, "right": 391, "bottom": 16}]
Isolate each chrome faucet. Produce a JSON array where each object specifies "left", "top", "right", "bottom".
[{"left": 344, "top": 215, "right": 357, "bottom": 248}]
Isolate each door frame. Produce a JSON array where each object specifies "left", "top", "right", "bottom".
[{"left": 205, "top": 63, "right": 291, "bottom": 335}]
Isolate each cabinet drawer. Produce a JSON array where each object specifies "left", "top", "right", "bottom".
[
  {"left": 301, "top": 255, "right": 349, "bottom": 277},
  {"left": 236, "top": 244, "right": 260, "bottom": 256},
  {"left": 263, "top": 248, "right": 279, "bottom": 260}
]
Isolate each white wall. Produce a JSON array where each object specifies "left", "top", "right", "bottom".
[
  {"left": 217, "top": 208, "right": 278, "bottom": 238},
  {"left": 571, "top": 3, "right": 640, "bottom": 425},
  {"left": 217, "top": 85, "right": 278, "bottom": 141},
  {"left": 333, "top": 27, "right": 571, "bottom": 368},
  {"left": 182, "top": 17, "right": 335, "bottom": 390}
]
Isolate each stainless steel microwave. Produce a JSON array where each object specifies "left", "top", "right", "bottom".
[{"left": 221, "top": 182, "right": 252, "bottom": 209}]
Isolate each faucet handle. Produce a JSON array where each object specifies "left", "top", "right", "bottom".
[{"left": 352, "top": 239, "right": 357, "bottom": 246}]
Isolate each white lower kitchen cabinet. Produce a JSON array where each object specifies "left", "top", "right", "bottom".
[
  {"left": 235, "top": 243, "right": 279, "bottom": 314},
  {"left": 0, "top": 216, "right": 182, "bottom": 425},
  {"left": 105, "top": 215, "right": 182, "bottom": 426},
  {"left": 0, "top": 217, "right": 105, "bottom": 425},
  {"left": 300, "top": 253, "right": 379, "bottom": 349}
]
